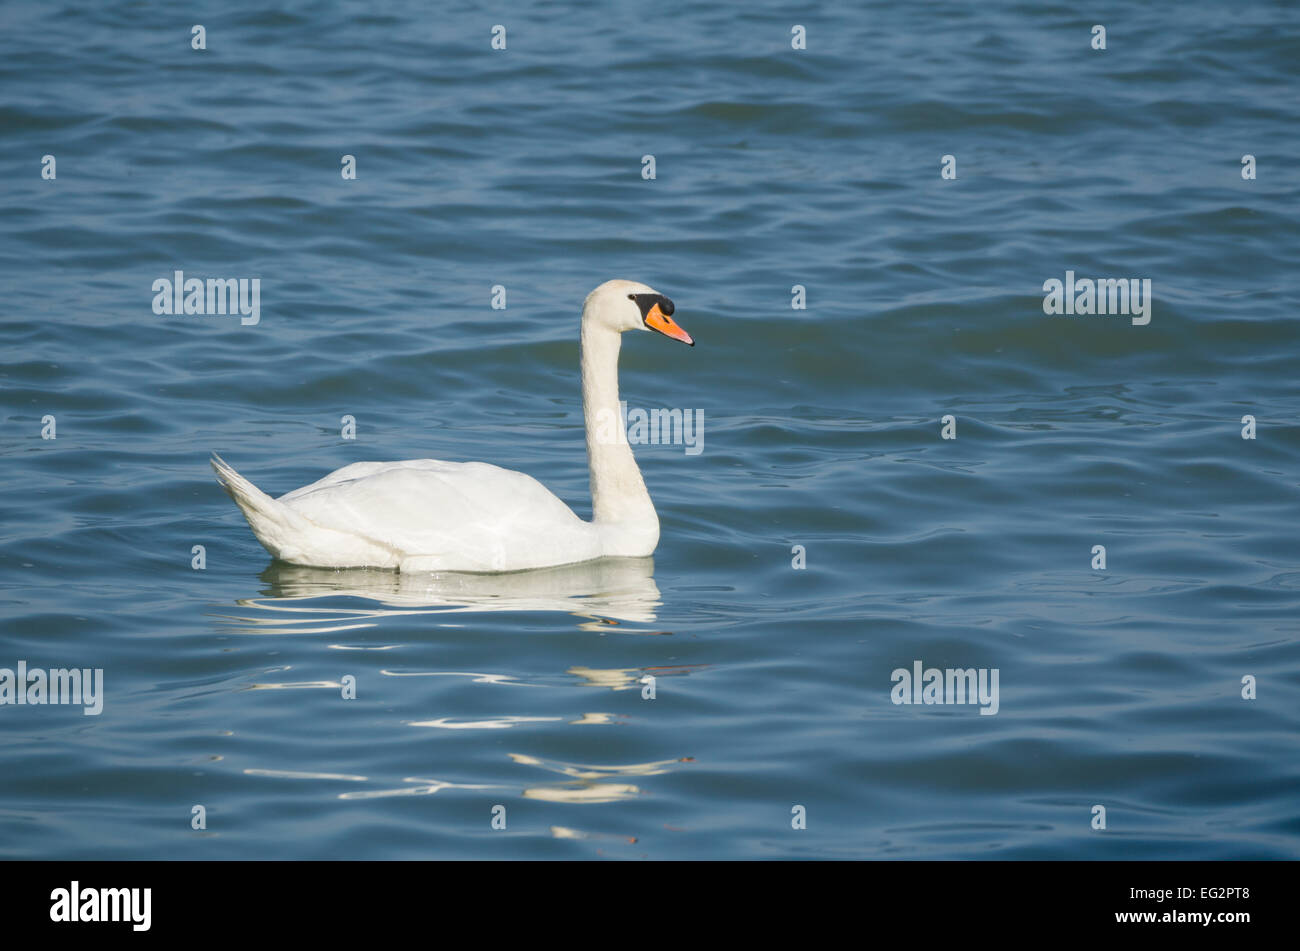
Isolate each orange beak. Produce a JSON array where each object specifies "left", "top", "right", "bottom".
[{"left": 645, "top": 302, "right": 694, "bottom": 346}]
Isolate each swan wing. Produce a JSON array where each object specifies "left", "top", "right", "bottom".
[{"left": 277, "top": 460, "right": 599, "bottom": 571}]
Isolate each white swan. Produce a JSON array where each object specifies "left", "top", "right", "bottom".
[{"left": 212, "top": 279, "right": 693, "bottom": 572}]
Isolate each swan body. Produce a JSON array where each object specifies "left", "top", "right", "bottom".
[{"left": 213, "top": 279, "right": 693, "bottom": 572}]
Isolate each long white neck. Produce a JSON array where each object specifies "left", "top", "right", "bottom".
[{"left": 581, "top": 318, "right": 658, "bottom": 540}]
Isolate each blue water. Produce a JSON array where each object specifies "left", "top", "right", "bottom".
[{"left": 2, "top": 1, "right": 1298, "bottom": 859}]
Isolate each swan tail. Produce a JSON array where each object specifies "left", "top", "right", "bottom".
[{"left": 210, "top": 453, "right": 311, "bottom": 559}]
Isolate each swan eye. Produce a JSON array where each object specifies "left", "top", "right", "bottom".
[{"left": 629, "top": 293, "right": 674, "bottom": 320}]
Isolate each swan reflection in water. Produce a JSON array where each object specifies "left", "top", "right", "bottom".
[
  {"left": 223, "top": 556, "right": 700, "bottom": 813},
  {"left": 219, "top": 556, "right": 662, "bottom": 634}
]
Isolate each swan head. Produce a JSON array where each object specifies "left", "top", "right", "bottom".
[{"left": 583, "top": 279, "right": 694, "bottom": 346}]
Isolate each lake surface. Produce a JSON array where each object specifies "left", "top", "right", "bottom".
[{"left": 2, "top": 1, "right": 1298, "bottom": 859}]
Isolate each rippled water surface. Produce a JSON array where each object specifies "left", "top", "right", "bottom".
[{"left": 2, "top": 1, "right": 1298, "bottom": 859}]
